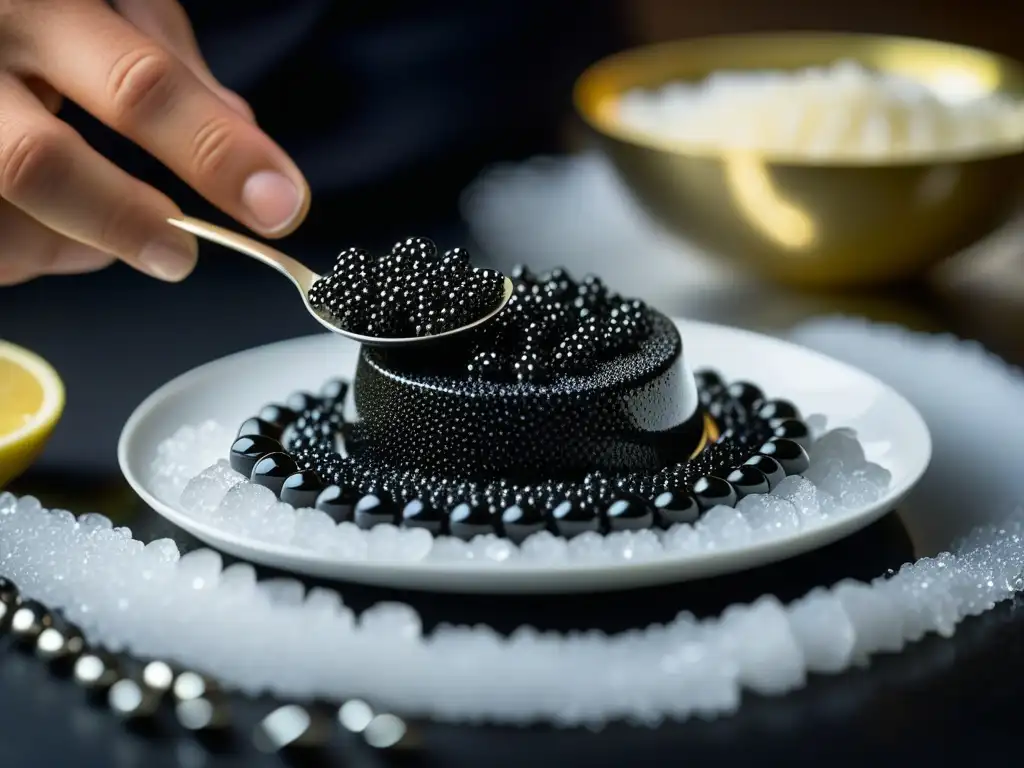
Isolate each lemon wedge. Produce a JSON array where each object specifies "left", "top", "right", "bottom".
[{"left": 0, "top": 341, "right": 65, "bottom": 488}]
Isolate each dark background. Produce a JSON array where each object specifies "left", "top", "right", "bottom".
[{"left": 3, "top": 1, "right": 1024, "bottom": 765}]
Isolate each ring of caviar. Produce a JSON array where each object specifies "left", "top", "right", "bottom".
[{"left": 228, "top": 372, "right": 812, "bottom": 542}]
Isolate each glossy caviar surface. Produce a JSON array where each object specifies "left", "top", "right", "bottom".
[{"left": 307, "top": 238, "right": 505, "bottom": 338}]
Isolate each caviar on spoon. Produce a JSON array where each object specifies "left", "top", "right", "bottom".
[{"left": 166, "top": 217, "right": 513, "bottom": 347}]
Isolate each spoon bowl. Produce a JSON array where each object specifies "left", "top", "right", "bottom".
[{"left": 168, "top": 217, "right": 513, "bottom": 347}]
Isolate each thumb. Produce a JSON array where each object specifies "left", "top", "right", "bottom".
[{"left": 112, "top": 0, "right": 256, "bottom": 122}]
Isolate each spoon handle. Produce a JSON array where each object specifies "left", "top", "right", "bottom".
[{"left": 167, "top": 217, "right": 320, "bottom": 293}]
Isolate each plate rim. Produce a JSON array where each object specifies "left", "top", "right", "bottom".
[{"left": 117, "top": 319, "right": 932, "bottom": 593}]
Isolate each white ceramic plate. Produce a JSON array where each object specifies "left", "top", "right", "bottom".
[{"left": 118, "top": 320, "right": 931, "bottom": 593}]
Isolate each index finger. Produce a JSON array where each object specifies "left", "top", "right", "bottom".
[{"left": 30, "top": 2, "right": 309, "bottom": 236}]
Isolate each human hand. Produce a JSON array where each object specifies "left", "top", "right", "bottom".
[{"left": 0, "top": 0, "right": 309, "bottom": 286}]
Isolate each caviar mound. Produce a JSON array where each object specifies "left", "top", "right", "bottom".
[
  {"left": 353, "top": 310, "right": 702, "bottom": 479},
  {"left": 231, "top": 261, "right": 812, "bottom": 541},
  {"left": 307, "top": 238, "right": 505, "bottom": 339}
]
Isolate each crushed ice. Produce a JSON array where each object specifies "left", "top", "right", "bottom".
[
  {"left": 157, "top": 419, "right": 889, "bottom": 567},
  {"left": 1, "top": 318, "right": 1023, "bottom": 726}
]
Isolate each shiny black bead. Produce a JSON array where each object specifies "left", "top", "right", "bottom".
[
  {"left": 500, "top": 504, "right": 546, "bottom": 543},
  {"left": 551, "top": 499, "right": 600, "bottom": 538},
  {"left": 354, "top": 494, "right": 396, "bottom": 529},
  {"left": 286, "top": 391, "right": 321, "bottom": 413},
  {"left": 280, "top": 470, "right": 325, "bottom": 508},
  {"left": 605, "top": 496, "right": 654, "bottom": 531},
  {"left": 250, "top": 452, "right": 299, "bottom": 495},
  {"left": 699, "top": 384, "right": 725, "bottom": 407},
  {"left": 653, "top": 490, "right": 700, "bottom": 526},
  {"left": 694, "top": 369, "right": 724, "bottom": 391},
  {"left": 0, "top": 577, "right": 17, "bottom": 604},
  {"left": 319, "top": 378, "right": 350, "bottom": 408},
  {"left": 727, "top": 381, "right": 765, "bottom": 412},
  {"left": 743, "top": 454, "right": 786, "bottom": 490},
  {"left": 236, "top": 417, "right": 283, "bottom": 441},
  {"left": 725, "top": 465, "right": 771, "bottom": 498},
  {"left": 757, "top": 399, "right": 800, "bottom": 422},
  {"left": 315, "top": 485, "right": 354, "bottom": 522},
  {"left": 758, "top": 438, "right": 811, "bottom": 476},
  {"left": 0, "top": 578, "right": 18, "bottom": 631},
  {"left": 401, "top": 499, "right": 446, "bottom": 535},
  {"left": 258, "top": 404, "right": 297, "bottom": 429},
  {"left": 691, "top": 476, "right": 738, "bottom": 511},
  {"left": 771, "top": 418, "right": 811, "bottom": 448},
  {"left": 230, "top": 435, "right": 283, "bottom": 476},
  {"left": 449, "top": 502, "right": 494, "bottom": 539}
]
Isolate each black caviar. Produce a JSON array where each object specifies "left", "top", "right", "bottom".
[
  {"left": 466, "top": 265, "right": 652, "bottom": 384},
  {"left": 230, "top": 263, "right": 813, "bottom": 542},
  {"left": 230, "top": 373, "right": 810, "bottom": 541},
  {"left": 307, "top": 238, "right": 505, "bottom": 338}
]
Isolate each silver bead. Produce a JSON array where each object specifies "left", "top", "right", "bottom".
[
  {"left": 35, "top": 615, "right": 85, "bottom": 673},
  {"left": 73, "top": 651, "right": 121, "bottom": 691},
  {"left": 141, "top": 660, "right": 175, "bottom": 693},
  {"left": 337, "top": 699, "right": 375, "bottom": 734},
  {"left": 9, "top": 600, "right": 51, "bottom": 647},
  {"left": 173, "top": 671, "right": 230, "bottom": 731},
  {"left": 108, "top": 678, "right": 162, "bottom": 720},
  {"left": 252, "top": 705, "right": 332, "bottom": 753},
  {"left": 363, "top": 712, "right": 420, "bottom": 751}
]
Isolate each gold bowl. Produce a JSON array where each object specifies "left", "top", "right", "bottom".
[{"left": 574, "top": 32, "right": 1024, "bottom": 289}]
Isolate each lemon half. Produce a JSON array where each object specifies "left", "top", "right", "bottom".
[{"left": 0, "top": 341, "right": 65, "bottom": 489}]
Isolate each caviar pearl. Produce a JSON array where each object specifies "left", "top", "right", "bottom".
[
  {"left": 743, "top": 454, "right": 786, "bottom": 490},
  {"left": 500, "top": 504, "right": 547, "bottom": 543},
  {"left": 725, "top": 465, "right": 772, "bottom": 498},
  {"left": 758, "top": 438, "right": 811, "bottom": 476},
  {"left": 250, "top": 453, "right": 299, "bottom": 495},
  {"left": 727, "top": 381, "right": 765, "bottom": 412},
  {"left": 280, "top": 470, "right": 324, "bottom": 508},
  {"left": 551, "top": 500, "right": 601, "bottom": 538},
  {"left": 315, "top": 485, "right": 354, "bottom": 522},
  {"left": 691, "top": 476, "right": 738, "bottom": 511},
  {"left": 230, "top": 436, "right": 283, "bottom": 477},
  {"left": 286, "top": 392, "right": 321, "bottom": 414},
  {"left": 694, "top": 369, "right": 724, "bottom": 391},
  {"left": 757, "top": 399, "right": 800, "bottom": 422},
  {"left": 449, "top": 502, "right": 494, "bottom": 540},
  {"left": 652, "top": 491, "right": 700, "bottom": 526},
  {"left": 319, "top": 378, "right": 350, "bottom": 409},
  {"left": 237, "top": 417, "right": 283, "bottom": 441},
  {"left": 401, "top": 499, "right": 446, "bottom": 535},
  {"left": 771, "top": 418, "right": 812, "bottom": 449},
  {"left": 605, "top": 496, "right": 654, "bottom": 531},
  {"left": 354, "top": 494, "right": 396, "bottom": 529},
  {"left": 258, "top": 404, "right": 297, "bottom": 430}
]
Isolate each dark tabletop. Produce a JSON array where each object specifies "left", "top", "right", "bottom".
[{"left": 3, "top": 214, "right": 1024, "bottom": 768}]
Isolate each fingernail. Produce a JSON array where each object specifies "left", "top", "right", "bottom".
[
  {"left": 242, "top": 171, "right": 304, "bottom": 233},
  {"left": 139, "top": 238, "right": 196, "bottom": 281}
]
